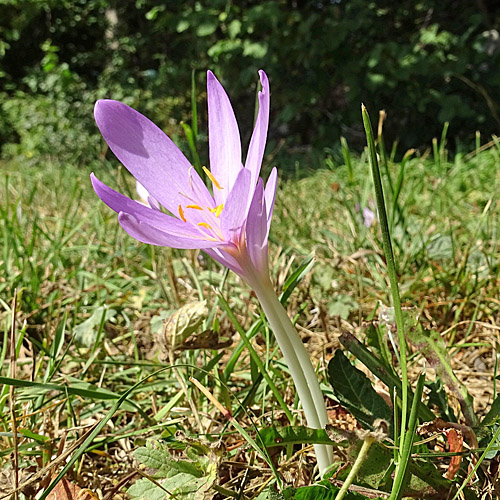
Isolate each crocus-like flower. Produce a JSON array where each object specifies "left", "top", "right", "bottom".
[
  {"left": 91, "top": 70, "right": 276, "bottom": 283},
  {"left": 91, "top": 70, "right": 333, "bottom": 475}
]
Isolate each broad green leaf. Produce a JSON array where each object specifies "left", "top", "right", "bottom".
[
  {"left": 127, "top": 479, "right": 167, "bottom": 500},
  {"left": 354, "top": 442, "right": 393, "bottom": 490},
  {"left": 327, "top": 350, "right": 393, "bottom": 430},
  {"left": 128, "top": 440, "right": 220, "bottom": 500}
]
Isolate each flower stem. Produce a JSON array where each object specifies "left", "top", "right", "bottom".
[{"left": 247, "top": 273, "right": 334, "bottom": 475}]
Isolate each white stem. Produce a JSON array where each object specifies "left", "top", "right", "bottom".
[{"left": 247, "top": 273, "right": 334, "bottom": 476}]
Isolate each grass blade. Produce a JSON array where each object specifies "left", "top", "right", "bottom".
[{"left": 362, "top": 104, "right": 409, "bottom": 457}]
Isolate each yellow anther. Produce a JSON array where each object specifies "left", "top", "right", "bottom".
[
  {"left": 178, "top": 205, "right": 187, "bottom": 222},
  {"left": 186, "top": 204, "right": 203, "bottom": 210},
  {"left": 215, "top": 204, "right": 224, "bottom": 217},
  {"left": 202, "top": 166, "right": 224, "bottom": 191},
  {"left": 197, "top": 222, "right": 213, "bottom": 230},
  {"left": 209, "top": 204, "right": 224, "bottom": 217}
]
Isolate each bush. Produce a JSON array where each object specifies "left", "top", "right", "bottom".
[{"left": 1, "top": 0, "right": 499, "bottom": 164}]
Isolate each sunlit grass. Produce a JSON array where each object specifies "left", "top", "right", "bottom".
[{"left": 0, "top": 141, "right": 499, "bottom": 497}]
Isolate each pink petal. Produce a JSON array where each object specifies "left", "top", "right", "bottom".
[
  {"left": 264, "top": 167, "right": 278, "bottom": 232},
  {"left": 92, "top": 173, "right": 174, "bottom": 227},
  {"left": 92, "top": 173, "right": 215, "bottom": 243},
  {"left": 207, "top": 71, "right": 242, "bottom": 204},
  {"left": 245, "top": 179, "right": 269, "bottom": 275},
  {"left": 94, "top": 100, "right": 214, "bottom": 215},
  {"left": 118, "top": 212, "right": 224, "bottom": 249},
  {"left": 220, "top": 167, "right": 252, "bottom": 240},
  {"left": 245, "top": 71, "right": 270, "bottom": 187},
  {"left": 204, "top": 247, "right": 243, "bottom": 276}
]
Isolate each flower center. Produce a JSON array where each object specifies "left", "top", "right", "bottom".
[{"left": 178, "top": 168, "right": 225, "bottom": 241}]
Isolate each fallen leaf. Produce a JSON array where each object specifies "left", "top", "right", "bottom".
[
  {"left": 443, "top": 428, "right": 464, "bottom": 480},
  {"left": 46, "top": 478, "right": 98, "bottom": 500}
]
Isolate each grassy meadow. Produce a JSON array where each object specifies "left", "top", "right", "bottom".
[{"left": 0, "top": 136, "right": 499, "bottom": 499}]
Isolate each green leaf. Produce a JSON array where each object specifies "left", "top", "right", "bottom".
[
  {"left": 280, "top": 253, "right": 314, "bottom": 305},
  {"left": 426, "top": 234, "right": 454, "bottom": 259},
  {"left": 242, "top": 40, "right": 268, "bottom": 58},
  {"left": 134, "top": 444, "right": 176, "bottom": 476},
  {"left": 259, "top": 425, "right": 340, "bottom": 447},
  {"left": 127, "top": 479, "right": 167, "bottom": 500},
  {"left": 0, "top": 376, "right": 120, "bottom": 400},
  {"left": 282, "top": 480, "right": 371, "bottom": 499},
  {"left": 338, "top": 332, "right": 435, "bottom": 422},
  {"left": 128, "top": 440, "right": 220, "bottom": 500},
  {"left": 426, "top": 378, "right": 457, "bottom": 422},
  {"left": 73, "top": 306, "right": 116, "bottom": 347},
  {"left": 328, "top": 294, "right": 357, "bottom": 320},
  {"left": 17, "top": 428, "right": 50, "bottom": 443},
  {"left": 145, "top": 6, "right": 165, "bottom": 21},
  {"left": 482, "top": 393, "right": 500, "bottom": 427},
  {"left": 348, "top": 441, "right": 393, "bottom": 490},
  {"left": 483, "top": 424, "right": 500, "bottom": 459},
  {"left": 327, "top": 351, "right": 393, "bottom": 430},
  {"left": 227, "top": 19, "right": 241, "bottom": 39},
  {"left": 176, "top": 20, "right": 190, "bottom": 33},
  {"left": 196, "top": 21, "right": 218, "bottom": 37}
]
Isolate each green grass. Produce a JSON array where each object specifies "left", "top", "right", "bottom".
[{"left": 0, "top": 140, "right": 499, "bottom": 499}]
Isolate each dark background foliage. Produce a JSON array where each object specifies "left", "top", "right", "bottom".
[{"left": 1, "top": 0, "right": 499, "bottom": 167}]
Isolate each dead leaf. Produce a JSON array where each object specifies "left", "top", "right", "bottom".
[
  {"left": 46, "top": 477, "right": 98, "bottom": 500},
  {"left": 443, "top": 428, "right": 464, "bottom": 480}
]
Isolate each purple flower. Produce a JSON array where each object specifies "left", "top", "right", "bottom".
[
  {"left": 91, "top": 70, "right": 276, "bottom": 280},
  {"left": 91, "top": 71, "right": 334, "bottom": 472},
  {"left": 362, "top": 207, "right": 376, "bottom": 227}
]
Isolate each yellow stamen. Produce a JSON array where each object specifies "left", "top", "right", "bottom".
[
  {"left": 202, "top": 166, "right": 224, "bottom": 191},
  {"left": 197, "top": 222, "right": 213, "bottom": 230},
  {"left": 208, "top": 204, "right": 224, "bottom": 217},
  {"left": 178, "top": 205, "right": 187, "bottom": 222},
  {"left": 215, "top": 204, "right": 224, "bottom": 217},
  {"left": 186, "top": 204, "right": 203, "bottom": 210}
]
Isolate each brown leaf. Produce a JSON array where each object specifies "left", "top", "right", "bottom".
[
  {"left": 46, "top": 478, "right": 98, "bottom": 500},
  {"left": 443, "top": 428, "right": 464, "bottom": 480}
]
